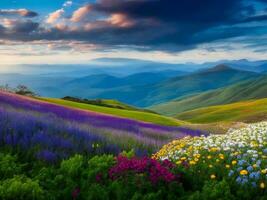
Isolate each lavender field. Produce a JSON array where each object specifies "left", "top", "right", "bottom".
[{"left": 0, "top": 91, "right": 204, "bottom": 162}]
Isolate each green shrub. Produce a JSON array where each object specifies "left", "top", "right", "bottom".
[
  {"left": 60, "top": 155, "right": 84, "bottom": 178},
  {"left": 0, "top": 175, "right": 44, "bottom": 200},
  {"left": 188, "top": 180, "right": 236, "bottom": 200},
  {"left": 0, "top": 153, "right": 22, "bottom": 179},
  {"left": 86, "top": 154, "right": 115, "bottom": 181}
]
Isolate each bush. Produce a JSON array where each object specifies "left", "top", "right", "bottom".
[
  {"left": 60, "top": 155, "right": 84, "bottom": 178},
  {"left": 0, "top": 175, "right": 44, "bottom": 200},
  {"left": 86, "top": 154, "right": 115, "bottom": 182},
  {"left": 188, "top": 180, "right": 236, "bottom": 200},
  {"left": 0, "top": 153, "right": 22, "bottom": 179}
]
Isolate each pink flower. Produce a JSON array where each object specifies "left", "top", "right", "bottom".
[{"left": 108, "top": 156, "right": 179, "bottom": 184}]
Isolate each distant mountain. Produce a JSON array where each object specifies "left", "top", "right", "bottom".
[
  {"left": 136, "top": 65, "right": 259, "bottom": 107},
  {"left": 222, "top": 59, "right": 267, "bottom": 72},
  {"left": 0, "top": 63, "right": 262, "bottom": 108},
  {"left": 151, "top": 75, "right": 267, "bottom": 116},
  {"left": 65, "top": 71, "right": 186, "bottom": 89}
]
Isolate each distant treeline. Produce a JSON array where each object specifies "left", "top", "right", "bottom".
[{"left": 0, "top": 84, "right": 37, "bottom": 97}]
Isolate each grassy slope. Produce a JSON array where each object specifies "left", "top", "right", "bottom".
[
  {"left": 151, "top": 75, "right": 267, "bottom": 116},
  {"left": 141, "top": 65, "right": 258, "bottom": 107},
  {"left": 175, "top": 98, "right": 267, "bottom": 123},
  {"left": 39, "top": 97, "right": 185, "bottom": 126},
  {"left": 62, "top": 96, "right": 156, "bottom": 113}
]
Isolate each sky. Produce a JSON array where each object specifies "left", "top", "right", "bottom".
[{"left": 0, "top": 0, "right": 267, "bottom": 65}]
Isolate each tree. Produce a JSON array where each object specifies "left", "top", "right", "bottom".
[{"left": 15, "top": 85, "right": 36, "bottom": 96}]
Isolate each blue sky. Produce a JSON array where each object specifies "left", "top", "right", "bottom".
[{"left": 0, "top": 0, "right": 267, "bottom": 64}]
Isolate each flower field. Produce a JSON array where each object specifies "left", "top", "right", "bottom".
[
  {"left": 153, "top": 122, "right": 267, "bottom": 191},
  {"left": 0, "top": 91, "right": 266, "bottom": 199},
  {"left": 0, "top": 91, "right": 203, "bottom": 161}
]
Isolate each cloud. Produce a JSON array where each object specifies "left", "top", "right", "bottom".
[
  {"left": 0, "top": 9, "right": 38, "bottom": 17},
  {"left": 0, "top": 18, "right": 39, "bottom": 41},
  {"left": 11, "top": 20, "right": 39, "bottom": 33},
  {"left": 46, "top": 9, "right": 65, "bottom": 24},
  {"left": 0, "top": 0, "right": 267, "bottom": 53},
  {"left": 63, "top": 1, "right": 73, "bottom": 7},
  {"left": 241, "top": 14, "right": 267, "bottom": 23},
  {"left": 107, "top": 13, "right": 136, "bottom": 28},
  {"left": 71, "top": 5, "right": 92, "bottom": 22}
]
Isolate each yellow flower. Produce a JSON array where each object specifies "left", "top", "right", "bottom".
[
  {"left": 232, "top": 160, "right": 237, "bottom": 165},
  {"left": 209, "top": 164, "right": 213, "bottom": 168},
  {"left": 261, "top": 169, "right": 267, "bottom": 174},
  {"left": 176, "top": 161, "right": 182, "bottom": 165},
  {"left": 189, "top": 161, "right": 196, "bottom": 165},
  {"left": 194, "top": 154, "right": 201, "bottom": 159},
  {"left": 207, "top": 155, "right": 212, "bottom": 159},
  {"left": 210, "top": 174, "right": 216, "bottom": 179},
  {"left": 225, "top": 164, "right": 230, "bottom": 169},
  {"left": 180, "top": 157, "right": 187, "bottom": 161},
  {"left": 210, "top": 147, "right": 218, "bottom": 152},
  {"left": 253, "top": 164, "right": 258, "bottom": 168},
  {"left": 260, "top": 182, "right": 265, "bottom": 189},
  {"left": 240, "top": 170, "right": 248, "bottom": 175}
]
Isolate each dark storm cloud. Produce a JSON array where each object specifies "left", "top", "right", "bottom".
[
  {"left": 11, "top": 20, "right": 39, "bottom": 33},
  {"left": 0, "top": 0, "right": 267, "bottom": 52},
  {"left": 93, "top": 0, "right": 243, "bottom": 23}
]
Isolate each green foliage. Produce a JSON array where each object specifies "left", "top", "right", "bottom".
[
  {"left": 0, "top": 175, "right": 44, "bottom": 200},
  {"left": 120, "top": 149, "right": 135, "bottom": 158},
  {"left": 81, "top": 183, "right": 109, "bottom": 200},
  {"left": 86, "top": 154, "right": 115, "bottom": 181},
  {"left": 0, "top": 153, "right": 22, "bottom": 179},
  {"left": 188, "top": 180, "right": 236, "bottom": 200},
  {"left": 0, "top": 150, "right": 265, "bottom": 200},
  {"left": 60, "top": 155, "right": 84, "bottom": 177}
]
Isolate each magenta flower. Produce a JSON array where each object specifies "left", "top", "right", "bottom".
[{"left": 109, "top": 156, "right": 179, "bottom": 184}]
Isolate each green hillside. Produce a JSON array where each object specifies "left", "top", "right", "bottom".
[
  {"left": 62, "top": 96, "right": 156, "bottom": 113},
  {"left": 39, "top": 97, "right": 185, "bottom": 126},
  {"left": 151, "top": 75, "right": 267, "bottom": 116},
  {"left": 140, "top": 65, "right": 258, "bottom": 106},
  {"left": 175, "top": 98, "right": 267, "bottom": 123}
]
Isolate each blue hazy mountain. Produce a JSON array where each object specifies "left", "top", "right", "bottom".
[{"left": 0, "top": 60, "right": 264, "bottom": 107}]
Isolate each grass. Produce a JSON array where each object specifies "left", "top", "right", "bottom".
[
  {"left": 151, "top": 75, "right": 267, "bottom": 116},
  {"left": 39, "top": 97, "right": 185, "bottom": 126},
  {"left": 62, "top": 96, "right": 156, "bottom": 113},
  {"left": 175, "top": 98, "right": 267, "bottom": 123}
]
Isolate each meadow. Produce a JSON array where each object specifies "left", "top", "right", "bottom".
[
  {"left": 175, "top": 98, "right": 267, "bottom": 124},
  {"left": 40, "top": 97, "right": 184, "bottom": 127},
  {"left": 0, "top": 91, "right": 266, "bottom": 199},
  {"left": 0, "top": 91, "right": 202, "bottom": 160}
]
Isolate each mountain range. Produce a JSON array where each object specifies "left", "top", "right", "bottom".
[{"left": 1, "top": 59, "right": 267, "bottom": 109}]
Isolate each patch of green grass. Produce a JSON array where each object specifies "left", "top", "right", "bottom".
[
  {"left": 39, "top": 97, "right": 185, "bottom": 126},
  {"left": 175, "top": 98, "right": 267, "bottom": 123},
  {"left": 62, "top": 96, "right": 156, "bottom": 113},
  {"left": 151, "top": 75, "right": 267, "bottom": 116}
]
